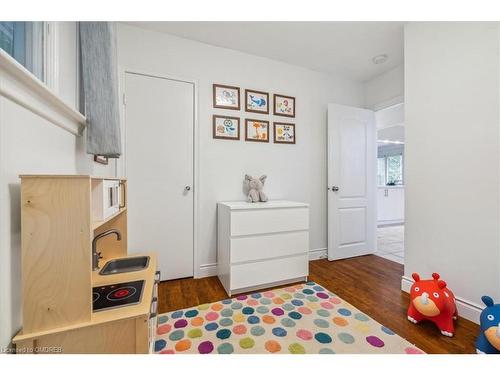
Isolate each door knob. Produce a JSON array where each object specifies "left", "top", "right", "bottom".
[
  {"left": 331, "top": 186, "right": 339, "bottom": 192},
  {"left": 185, "top": 186, "right": 191, "bottom": 191}
]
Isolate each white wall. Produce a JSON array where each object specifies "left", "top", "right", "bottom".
[
  {"left": 117, "top": 24, "right": 365, "bottom": 276},
  {"left": 364, "top": 64, "right": 404, "bottom": 110},
  {"left": 404, "top": 22, "right": 500, "bottom": 322},
  {"left": 375, "top": 102, "right": 404, "bottom": 129},
  {"left": 0, "top": 22, "right": 114, "bottom": 348}
]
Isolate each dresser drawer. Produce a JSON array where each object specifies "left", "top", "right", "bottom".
[
  {"left": 230, "top": 231, "right": 308, "bottom": 264},
  {"left": 230, "top": 207, "right": 309, "bottom": 236},
  {"left": 231, "top": 254, "right": 309, "bottom": 291}
]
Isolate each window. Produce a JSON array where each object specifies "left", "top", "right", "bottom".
[
  {"left": 377, "top": 154, "right": 404, "bottom": 186},
  {"left": 0, "top": 22, "right": 45, "bottom": 81},
  {"left": 386, "top": 155, "right": 403, "bottom": 185}
]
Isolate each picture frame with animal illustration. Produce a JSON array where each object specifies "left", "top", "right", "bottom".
[
  {"left": 273, "top": 122, "right": 296, "bottom": 144},
  {"left": 213, "top": 115, "right": 240, "bottom": 140},
  {"left": 273, "top": 93, "right": 295, "bottom": 117},
  {"left": 213, "top": 84, "right": 240, "bottom": 110},
  {"left": 245, "top": 119, "right": 269, "bottom": 143},
  {"left": 245, "top": 89, "right": 269, "bottom": 114}
]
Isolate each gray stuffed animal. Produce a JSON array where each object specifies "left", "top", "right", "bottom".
[{"left": 244, "top": 174, "right": 268, "bottom": 203}]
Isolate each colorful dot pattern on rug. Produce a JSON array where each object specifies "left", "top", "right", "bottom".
[{"left": 154, "top": 282, "right": 424, "bottom": 354}]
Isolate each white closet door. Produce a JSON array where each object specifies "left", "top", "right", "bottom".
[{"left": 125, "top": 72, "right": 194, "bottom": 280}]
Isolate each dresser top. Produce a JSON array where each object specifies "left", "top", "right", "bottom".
[{"left": 218, "top": 200, "right": 309, "bottom": 210}]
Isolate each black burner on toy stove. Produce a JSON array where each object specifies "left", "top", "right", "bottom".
[
  {"left": 106, "top": 286, "right": 137, "bottom": 301},
  {"left": 93, "top": 280, "right": 144, "bottom": 312}
]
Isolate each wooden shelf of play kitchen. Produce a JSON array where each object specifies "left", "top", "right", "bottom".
[{"left": 12, "top": 175, "right": 159, "bottom": 354}]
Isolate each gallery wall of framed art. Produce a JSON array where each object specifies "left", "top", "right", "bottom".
[{"left": 212, "top": 83, "right": 296, "bottom": 144}]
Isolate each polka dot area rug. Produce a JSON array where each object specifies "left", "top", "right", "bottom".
[{"left": 154, "top": 281, "right": 424, "bottom": 354}]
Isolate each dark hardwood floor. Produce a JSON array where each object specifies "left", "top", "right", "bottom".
[{"left": 158, "top": 255, "right": 478, "bottom": 354}]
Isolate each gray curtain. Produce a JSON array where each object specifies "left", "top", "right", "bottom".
[{"left": 79, "top": 22, "right": 121, "bottom": 158}]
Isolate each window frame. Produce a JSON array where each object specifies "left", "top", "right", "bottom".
[
  {"left": 0, "top": 21, "right": 86, "bottom": 135},
  {"left": 377, "top": 156, "right": 386, "bottom": 186},
  {"left": 43, "top": 22, "right": 58, "bottom": 91}
]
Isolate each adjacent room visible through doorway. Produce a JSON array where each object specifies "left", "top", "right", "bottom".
[
  {"left": 374, "top": 103, "right": 405, "bottom": 264},
  {"left": 376, "top": 224, "right": 404, "bottom": 263}
]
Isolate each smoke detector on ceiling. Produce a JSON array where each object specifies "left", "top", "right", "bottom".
[{"left": 372, "top": 54, "right": 388, "bottom": 64}]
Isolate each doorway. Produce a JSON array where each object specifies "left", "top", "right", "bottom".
[
  {"left": 123, "top": 71, "right": 195, "bottom": 280},
  {"left": 373, "top": 103, "right": 405, "bottom": 264}
]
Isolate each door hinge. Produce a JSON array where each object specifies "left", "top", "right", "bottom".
[{"left": 122, "top": 93, "right": 126, "bottom": 106}]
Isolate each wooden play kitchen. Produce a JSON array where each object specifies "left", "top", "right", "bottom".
[{"left": 12, "top": 175, "right": 158, "bottom": 354}]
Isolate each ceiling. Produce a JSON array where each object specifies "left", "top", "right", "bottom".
[{"left": 127, "top": 22, "right": 405, "bottom": 82}]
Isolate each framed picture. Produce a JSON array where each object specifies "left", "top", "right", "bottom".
[
  {"left": 245, "top": 119, "right": 269, "bottom": 143},
  {"left": 213, "top": 84, "right": 240, "bottom": 110},
  {"left": 273, "top": 94, "right": 295, "bottom": 117},
  {"left": 213, "top": 115, "right": 240, "bottom": 140},
  {"left": 273, "top": 122, "right": 296, "bottom": 144},
  {"left": 245, "top": 89, "right": 269, "bottom": 114},
  {"left": 93, "top": 155, "right": 109, "bottom": 165}
]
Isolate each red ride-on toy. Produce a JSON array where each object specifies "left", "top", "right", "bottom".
[{"left": 407, "top": 272, "right": 458, "bottom": 337}]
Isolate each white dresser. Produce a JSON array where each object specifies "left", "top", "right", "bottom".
[{"left": 217, "top": 200, "right": 309, "bottom": 296}]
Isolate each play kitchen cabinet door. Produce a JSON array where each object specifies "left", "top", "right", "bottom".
[
  {"left": 217, "top": 201, "right": 309, "bottom": 296},
  {"left": 92, "top": 178, "right": 126, "bottom": 221}
]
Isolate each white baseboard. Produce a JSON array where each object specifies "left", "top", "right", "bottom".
[
  {"left": 196, "top": 262, "right": 217, "bottom": 278},
  {"left": 196, "top": 248, "right": 328, "bottom": 279},
  {"left": 401, "top": 275, "right": 481, "bottom": 324},
  {"left": 309, "top": 248, "right": 327, "bottom": 260}
]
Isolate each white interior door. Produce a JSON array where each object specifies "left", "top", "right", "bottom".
[
  {"left": 327, "top": 103, "right": 376, "bottom": 260},
  {"left": 124, "top": 72, "right": 194, "bottom": 280}
]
